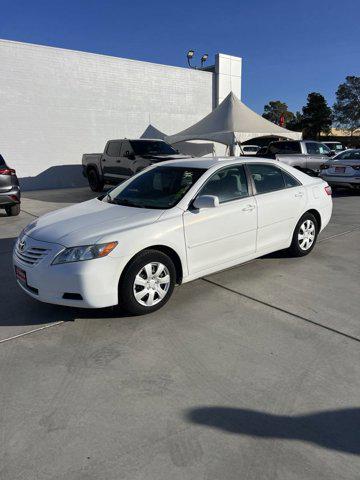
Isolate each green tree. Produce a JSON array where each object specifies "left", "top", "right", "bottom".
[
  {"left": 302, "top": 92, "right": 332, "bottom": 139},
  {"left": 286, "top": 111, "right": 304, "bottom": 132},
  {"left": 262, "top": 100, "right": 294, "bottom": 126},
  {"left": 333, "top": 76, "right": 360, "bottom": 136}
]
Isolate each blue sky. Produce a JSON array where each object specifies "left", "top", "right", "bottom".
[{"left": 0, "top": 0, "right": 358, "bottom": 113}]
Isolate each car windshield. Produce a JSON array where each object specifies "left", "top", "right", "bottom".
[
  {"left": 105, "top": 166, "right": 205, "bottom": 209},
  {"left": 130, "top": 140, "right": 178, "bottom": 156}
]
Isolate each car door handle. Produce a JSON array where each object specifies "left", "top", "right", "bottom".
[
  {"left": 295, "top": 192, "right": 304, "bottom": 197},
  {"left": 242, "top": 204, "right": 256, "bottom": 212}
]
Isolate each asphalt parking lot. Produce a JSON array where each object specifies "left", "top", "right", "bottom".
[{"left": 1, "top": 187, "right": 360, "bottom": 479}]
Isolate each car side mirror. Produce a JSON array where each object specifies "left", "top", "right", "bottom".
[{"left": 193, "top": 195, "right": 220, "bottom": 210}]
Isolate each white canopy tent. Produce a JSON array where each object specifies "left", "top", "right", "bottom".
[{"left": 165, "top": 92, "right": 302, "bottom": 153}]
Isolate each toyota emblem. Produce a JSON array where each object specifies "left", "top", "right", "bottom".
[{"left": 19, "top": 240, "right": 26, "bottom": 252}]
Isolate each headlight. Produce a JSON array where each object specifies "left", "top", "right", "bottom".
[{"left": 52, "top": 241, "right": 118, "bottom": 265}]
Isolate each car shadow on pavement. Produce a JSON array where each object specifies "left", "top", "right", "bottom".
[{"left": 186, "top": 406, "right": 360, "bottom": 455}]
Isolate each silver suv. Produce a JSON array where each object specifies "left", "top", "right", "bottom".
[{"left": 0, "top": 154, "right": 21, "bottom": 216}]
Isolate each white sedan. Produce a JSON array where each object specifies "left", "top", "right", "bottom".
[{"left": 13, "top": 158, "right": 332, "bottom": 315}]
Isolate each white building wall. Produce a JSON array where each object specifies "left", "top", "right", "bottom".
[
  {"left": 215, "top": 53, "right": 242, "bottom": 105},
  {"left": 0, "top": 40, "right": 242, "bottom": 190},
  {"left": 0, "top": 40, "right": 215, "bottom": 189}
]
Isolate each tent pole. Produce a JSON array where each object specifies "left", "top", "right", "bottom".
[{"left": 229, "top": 143, "right": 235, "bottom": 156}]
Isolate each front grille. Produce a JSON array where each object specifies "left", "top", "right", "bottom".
[{"left": 15, "top": 243, "right": 50, "bottom": 266}]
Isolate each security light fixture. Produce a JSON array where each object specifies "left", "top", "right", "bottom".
[
  {"left": 201, "top": 54, "right": 208, "bottom": 67},
  {"left": 187, "top": 49, "right": 195, "bottom": 68}
]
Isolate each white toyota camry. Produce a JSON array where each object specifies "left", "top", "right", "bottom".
[{"left": 13, "top": 157, "right": 332, "bottom": 315}]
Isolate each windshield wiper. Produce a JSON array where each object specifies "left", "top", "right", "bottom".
[{"left": 115, "top": 198, "right": 145, "bottom": 208}]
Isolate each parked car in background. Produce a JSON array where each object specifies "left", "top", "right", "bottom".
[
  {"left": 241, "top": 145, "right": 260, "bottom": 155},
  {"left": 0, "top": 154, "right": 21, "bottom": 216},
  {"left": 256, "top": 140, "right": 333, "bottom": 175},
  {"left": 14, "top": 157, "right": 332, "bottom": 315},
  {"left": 82, "top": 139, "right": 190, "bottom": 191},
  {"left": 322, "top": 141, "right": 346, "bottom": 155},
  {"left": 320, "top": 149, "right": 360, "bottom": 190}
]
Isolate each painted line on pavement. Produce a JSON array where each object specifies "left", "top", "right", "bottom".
[
  {"left": 203, "top": 278, "right": 360, "bottom": 344},
  {"left": 0, "top": 322, "right": 64, "bottom": 345}
]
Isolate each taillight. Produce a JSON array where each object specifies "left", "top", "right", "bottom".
[
  {"left": 320, "top": 163, "right": 330, "bottom": 170},
  {"left": 0, "top": 168, "right": 16, "bottom": 176},
  {"left": 324, "top": 185, "right": 332, "bottom": 196}
]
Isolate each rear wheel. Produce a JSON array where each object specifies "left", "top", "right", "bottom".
[
  {"left": 119, "top": 250, "right": 176, "bottom": 315},
  {"left": 5, "top": 204, "right": 20, "bottom": 216},
  {"left": 287, "top": 212, "right": 318, "bottom": 257},
  {"left": 88, "top": 168, "right": 104, "bottom": 192}
]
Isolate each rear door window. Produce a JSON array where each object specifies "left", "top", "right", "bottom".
[
  {"left": 282, "top": 170, "right": 301, "bottom": 188},
  {"left": 248, "top": 164, "right": 286, "bottom": 194},
  {"left": 248, "top": 164, "right": 301, "bottom": 193}
]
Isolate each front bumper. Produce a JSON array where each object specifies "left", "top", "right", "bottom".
[
  {"left": 0, "top": 185, "right": 21, "bottom": 206},
  {"left": 13, "top": 235, "right": 129, "bottom": 308}
]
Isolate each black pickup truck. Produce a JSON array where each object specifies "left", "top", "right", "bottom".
[{"left": 82, "top": 139, "right": 190, "bottom": 191}]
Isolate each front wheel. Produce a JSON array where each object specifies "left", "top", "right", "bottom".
[
  {"left": 118, "top": 250, "right": 176, "bottom": 315},
  {"left": 287, "top": 213, "right": 318, "bottom": 257}
]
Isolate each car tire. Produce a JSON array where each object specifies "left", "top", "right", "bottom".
[
  {"left": 88, "top": 168, "right": 104, "bottom": 192},
  {"left": 5, "top": 204, "right": 20, "bottom": 216},
  {"left": 287, "top": 212, "right": 319, "bottom": 257},
  {"left": 119, "top": 249, "right": 176, "bottom": 315}
]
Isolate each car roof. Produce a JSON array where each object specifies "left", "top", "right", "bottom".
[{"left": 156, "top": 156, "right": 277, "bottom": 170}]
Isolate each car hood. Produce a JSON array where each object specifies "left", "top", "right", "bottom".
[{"left": 26, "top": 198, "right": 164, "bottom": 247}]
